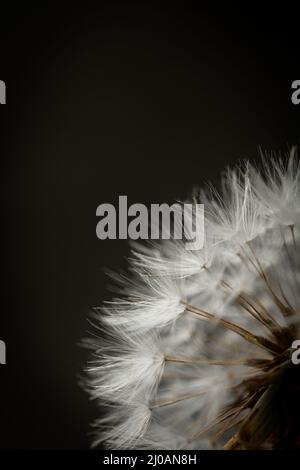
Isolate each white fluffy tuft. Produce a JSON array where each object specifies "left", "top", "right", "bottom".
[{"left": 85, "top": 149, "right": 300, "bottom": 449}]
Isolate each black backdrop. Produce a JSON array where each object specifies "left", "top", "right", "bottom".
[{"left": 0, "top": 3, "right": 299, "bottom": 449}]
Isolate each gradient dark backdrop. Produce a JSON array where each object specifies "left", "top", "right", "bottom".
[{"left": 0, "top": 3, "right": 299, "bottom": 449}]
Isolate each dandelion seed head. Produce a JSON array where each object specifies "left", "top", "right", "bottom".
[{"left": 85, "top": 149, "right": 300, "bottom": 449}]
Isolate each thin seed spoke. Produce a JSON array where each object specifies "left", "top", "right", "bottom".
[
  {"left": 181, "top": 300, "right": 281, "bottom": 354},
  {"left": 165, "top": 356, "right": 251, "bottom": 366}
]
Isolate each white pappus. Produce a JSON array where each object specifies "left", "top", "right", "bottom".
[{"left": 84, "top": 148, "right": 300, "bottom": 450}]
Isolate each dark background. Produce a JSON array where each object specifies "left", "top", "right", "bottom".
[{"left": 0, "top": 3, "right": 299, "bottom": 449}]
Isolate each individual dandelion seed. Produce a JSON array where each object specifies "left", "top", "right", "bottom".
[{"left": 84, "top": 148, "right": 300, "bottom": 450}]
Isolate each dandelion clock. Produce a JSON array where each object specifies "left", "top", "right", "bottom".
[{"left": 84, "top": 149, "right": 300, "bottom": 450}]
